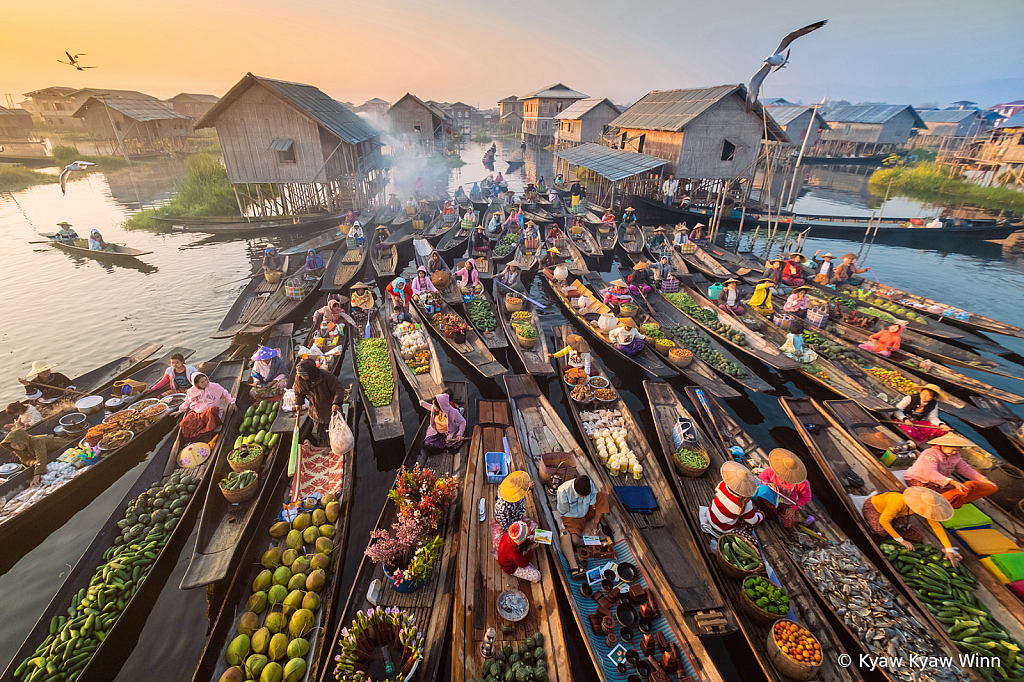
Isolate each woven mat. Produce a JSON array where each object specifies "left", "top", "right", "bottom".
[{"left": 292, "top": 441, "right": 345, "bottom": 500}]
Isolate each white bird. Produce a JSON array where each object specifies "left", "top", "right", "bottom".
[
  {"left": 746, "top": 20, "right": 827, "bottom": 113},
  {"left": 59, "top": 161, "right": 97, "bottom": 195}
]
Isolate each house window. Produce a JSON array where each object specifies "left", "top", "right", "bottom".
[
  {"left": 721, "top": 139, "right": 736, "bottom": 161},
  {"left": 843, "top": 125, "right": 851, "bottom": 136},
  {"left": 414, "top": 121, "right": 421, "bottom": 132},
  {"left": 620, "top": 132, "right": 627, "bottom": 148},
  {"left": 58, "top": 118, "right": 64, "bottom": 125},
  {"left": 269, "top": 138, "right": 295, "bottom": 163},
  {"left": 638, "top": 134, "right": 646, "bottom": 153},
  {"left": 556, "top": 102, "right": 563, "bottom": 113},
  {"left": 114, "top": 121, "right": 122, "bottom": 132}
]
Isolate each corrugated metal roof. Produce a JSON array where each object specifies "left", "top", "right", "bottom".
[
  {"left": 609, "top": 85, "right": 787, "bottom": 140},
  {"left": 998, "top": 112, "right": 1024, "bottom": 129},
  {"left": 918, "top": 109, "right": 978, "bottom": 123},
  {"left": 73, "top": 96, "right": 189, "bottom": 122},
  {"left": 22, "top": 86, "right": 77, "bottom": 98},
  {"left": 169, "top": 93, "right": 220, "bottom": 104},
  {"left": 68, "top": 88, "right": 161, "bottom": 101},
  {"left": 823, "top": 104, "right": 925, "bottom": 128},
  {"left": 499, "top": 95, "right": 520, "bottom": 103},
  {"left": 765, "top": 105, "right": 821, "bottom": 127},
  {"left": 554, "top": 143, "right": 667, "bottom": 181},
  {"left": 554, "top": 98, "right": 615, "bottom": 121},
  {"left": 520, "top": 83, "right": 588, "bottom": 100},
  {"left": 0, "top": 106, "right": 32, "bottom": 117}
]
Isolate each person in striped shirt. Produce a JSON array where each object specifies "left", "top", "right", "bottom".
[{"left": 699, "top": 461, "right": 763, "bottom": 536}]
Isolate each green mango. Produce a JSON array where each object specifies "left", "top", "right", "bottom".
[{"left": 227, "top": 634, "right": 250, "bottom": 666}]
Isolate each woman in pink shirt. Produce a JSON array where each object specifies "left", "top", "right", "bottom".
[
  {"left": 178, "top": 373, "right": 235, "bottom": 441},
  {"left": 904, "top": 433, "right": 998, "bottom": 509},
  {"left": 757, "top": 448, "right": 811, "bottom": 528},
  {"left": 455, "top": 259, "right": 482, "bottom": 292}
]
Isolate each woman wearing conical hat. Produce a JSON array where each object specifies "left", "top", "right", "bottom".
[
  {"left": 862, "top": 487, "right": 962, "bottom": 566},
  {"left": 756, "top": 449, "right": 811, "bottom": 529},
  {"left": 905, "top": 432, "right": 998, "bottom": 509}
]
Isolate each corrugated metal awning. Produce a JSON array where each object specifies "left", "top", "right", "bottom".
[
  {"left": 555, "top": 143, "right": 667, "bottom": 182},
  {"left": 269, "top": 138, "right": 294, "bottom": 152}
]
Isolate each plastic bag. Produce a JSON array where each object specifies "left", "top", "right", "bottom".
[
  {"left": 281, "top": 389, "right": 297, "bottom": 413},
  {"left": 329, "top": 411, "right": 354, "bottom": 457}
]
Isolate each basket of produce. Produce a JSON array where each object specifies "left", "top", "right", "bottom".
[
  {"left": 564, "top": 367, "right": 590, "bottom": 387},
  {"left": 516, "top": 324, "right": 538, "bottom": 349},
  {"left": 227, "top": 444, "right": 265, "bottom": 472},
  {"left": 652, "top": 338, "right": 677, "bottom": 356},
  {"left": 640, "top": 322, "right": 661, "bottom": 335},
  {"left": 673, "top": 444, "right": 709, "bottom": 478},
  {"left": 98, "top": 430, "right": 133, "bottom": 451},
  {"left": 219, "top": 470, "right": 259, "bottom": 503},
  {"left": 570, "top": 384, "right": 595, "bottom": 404},
  {"left": 619, "top": 303, "right": 638, "bottom": 318},
  {"left": 539, "top": 452, "right": 577, "bottom": 482},
  {"left": 668, "top": 348, "right": 693, "bottom": 367},
  {"left": 716, "top": 533, "right": 764, "bottom": 578},
  {"left": 594, "top": 387, "right": 617, "bottom": 402},
  {"left": 767, "top": 620, "right": 822, "bottom": 680},
  {"left": 505, "top": 294, "right": 523, "bottom": 313},
  {"left": 741, "top": 576, "right": 789, "bottom": 624}
]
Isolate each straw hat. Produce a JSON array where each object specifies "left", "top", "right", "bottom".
[
  {"left": 26, "top": 361, "right": 57, "bottom": 380},
  {"left": 350, "top": 282, "right": 371, "bottom": 290},
  {"left": 610, "top": 278, "right": 628, "bottom": 288},
  {"left": 768, "top": 449, "right": 807, "bottom": 485},
  {"left": 928, "top": 433, "right": 973, "bottom": 448},
  {"left": 674, "top": 224, "right": 687, "bottom": 232},
  {"left": 57, "top": 221, "right": 73, "bottom": 227},
  {"left": 723, "top": 278, "right": 741, "bottom": 285},
  {"left": 757, "top": 277, "right": 775, "bottom": 285},
  {"left": 654, "top": 227, "right": 666, "bottom": 233},
  {"left": 499, "top": 471, "right": 533, "bottom": 503},
  {"left": 619, "top": 318, "right": 638, "bottom": 329},
  {"left": 547, "top": 247, "right": 561, "bottom": 254},
  {"left": 789, "top": 253, "right": 807, "bottom": 262},
  {"left": 624, "top": 207, "right": 635, "bottom": 213},
  {"left": 793, "top": 285, "right": 812, "bottom": 293},
  {"left": 720, "top": 461, "right": 757, "bottom": 497},
  {"left": 694, "top": 223, "right": 706, "bottom": 229},
  {"left": 507, "top": 260, "right": 521, "bottom": 268},
  {"left": 903, "top": 486, "right": 954, "bottom": 522},
  {"left": 917, "top": 384, "right": 946, "bottom": 400},
  {"left": 633, "top": 261, "right": 651, "bottom": 270},
  {"left": 842, "top": 252, "right": 857, "bottom": 260},
  {"left": 820, "top": 253, "right": 835, "bottom": 260}
]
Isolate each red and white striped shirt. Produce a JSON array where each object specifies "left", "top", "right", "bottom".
[{"left": 709, "top": 481, "right": 763, "bottom": 534}]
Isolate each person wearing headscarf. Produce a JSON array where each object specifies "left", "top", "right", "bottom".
[
  {"left": 178, "top": 372, "right": 235, "bottom": 441},
  {"left": 497, "top": 520, "right": 541, "bottom": 582},
  {"left": 293, "top": 358, "right": 345, "bottom": 442},
  {"left": 461, "top": 207, "right": 476, "bottom": 231},
  {"left": 600, "top": 209, "right": 615, "bottom": 227},
  {"left": 627, "top": 261, "right": 654, "bottom": 296},
  {"left": 782, "top": 286, "right": 812, "bottom": 319},
  {"left": 1, "top": 429, "right": 65, "bottom": 483},
  {"left": 350, "top": 220, "right": 364, "bottom": 245},
  {"left": 143, "top": 353, "right": 198, "bottom": 397},
  {"left": 700, "top": 461, "right": 764, "bottom": 536},
  {"left": 313, "top": 297, "right": 347, "bottom": 329},
  {"left": 18, "top": 361, "right": 75, "bottom": 401},
  {"left": 418, "top": 392, "right": 466, "bottom": 460},
  {"left": 748, "top": 277, "right": 775, "bottom": 316},
  {"left": 426, "top": 250, "right": 445, "bottom": 275},
  {"left": 894, "top": 384, "right": 948, "bottom": 442},
  {"left": 262, "top": 247, "right": 285, "bottom": 278},
  {"left": 442, "top": 200, "right": 457, "bottom": 217},
  {"left": 756, "top": 449, "right": 812, "bottom": 529},
  {"left": 305, "top": 249, "right": 325, "bottom": 271},
  {"left": 386, "top": 276, "right": 413, "bottom": 314},
  {"left": 412, "top": 265, "right": 439, "bottom": 301},
  {"left": 859, "top": 323, "right": 904, "bottom": 357},
  {"left": 549, "top": 334, "right": 592, "bottom": 375},
  {"left": 455, "top": 259, "right": 482, "bottom": 292},
  {"left": 905, "top": 433, "right": 998, "bottom": 509},
  {"left": 250, "top": 346, "right": 287, "bottom": 391},
  {"left": 653, "top": 256, "right": 673, "bottom": 285},
  {"left": 862, "top": 488, "right": 961, "bottom": 566},
  {"left": 496, "top": 260, "right": 524, "bottom": 293},
  {"left": 782, "top": 253, "right": 807, "bottom": 287},
  {"left": 609, "top": 318, "right": 646, "bottom": 356},
  {"left": 88, "top": 229, "right": 109, "bottom": 251},
  {"left": 454, "top": 184, "right": 467, "bottom": 202}
]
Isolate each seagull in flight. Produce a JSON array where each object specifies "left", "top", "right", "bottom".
[
  {"left": 745, "top": 20, "right": 827, "bottom": 112},
  {"left": 57, "top": 52, "right": 97, "bottom": 71},
  {"left": 59, "top": 161, "right": 97, "bottom": 195}
]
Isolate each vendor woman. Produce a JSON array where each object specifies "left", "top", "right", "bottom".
[
  {"left": 250, "top": 346, "right": 288, "bottom": 397},
  {"left": 603, "top": 278, "right": 632, "bottom": 307},
  {"left": 701, "top": 461, "right": 763, "bottom": 536},
  {"left": 178, "top": 372, "right": 235, "bottom": 442},
  {"left": 412, "top": 265, "right": 439, "bottom": 302},
  {"left": 418, "top": 392, "right": 466, "bottom": 462},
  {"left": 539, "top": 246, "right": 565, "bottom": 271},
  {"left": 471, "top": 224, "right": 490, "bottom": 256},
  {"left": 894, "top": 384, "right": 947, "bottom": 441},
  {"left": 609, "top": 318, "right": 646, "bottom": 356},
  {"left": 386, "top": 276, "right": 413, "bottom": 315},
  {"left": 757, "top": 449, "right": 812, "bottom": 529},
  {"left": 627, "top": 260, "right": 655, "bottom": 296},
  {"left": 748, "top": 277, "right": 775, "bottom": 316},
  {"left": 859, "top": 323, "right": 904, "bottom": 357},
  {"left": 495, "top": 260, "right": 524, "bottom": 294},
  {"left": 904, "top": 433, "right": 998, "bottom": 509},
  {"left": 862, "top": 487, "right": 961, "bottom": 566},
  {"left": 549, "top": 334, "right": 593, "bottom": 375},
  {"left": 262, "top": 246, "right": 285, "bottom": 278},
  {"left": 305, "top": 248, "right": 325, "bottom": 271},
  {"left": 781, "top": 252, "right": 807, "bottom": 286},
  {"left": 1, "top": 429, "right": 65, "bottom": 484},
  {"left": 143, "top": 353, "right": 198, "bottom": 397},
  {"left": 455, "top": 259, "right": 482, "bottom": 291},
  {"left": 653, "top": 256, "right": 672, "bottom": 284},
  {"left": 312, "top": 297, "right": 347, "bottom": 328},
  {"left": 497, "top": 521, "right": 541, "bottom": 583},
  {"left": 717, "top": 278, "right": 744, "bottom": 314},
  {"left": 349, "top": 281, "right": 374, "bottom": 312},
  {"left": 782, "top": 285, "right": 811, "bottom": 318},
  {"left": 648, "top": 226, "right": 669, "bottom": 254}
]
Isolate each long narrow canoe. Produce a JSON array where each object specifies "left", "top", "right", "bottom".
[
  {"left": 321, "top": 240, "right": 370, "bottom": 293},
  {"left": 493, "top": 281, "right": 553, "bottom": 376},
  {"left": 381, "top": 296, "right": 444, "bottom": 403},
  {"left": 412, "top": 296, "right": 506, "bottom": 378},
  {"left": 645, "top": 382, "right": 859, "bottom": 682},
  {"left": 278, "top": 223, "right": 353, "bottom": 256},
  {"left": 593, "top": 220, "right": 618, "bottom": 251},
  {"left": 352, "top": 304, "right": 404, "bottom": 441},
  {"left": 969, "top": 395, "right": 1024, "bottom": 462},
  {"left": 626, "top": 245, "right": 689, "bottom": 280},
  {"left": 780, "top": 396, "right": 1024, "bottom": 681},
  {"left": 541, "top": 270, "right": 677, "bottom": 379},
  {"left": 316, "top": 381, "right": 468, "bottom": 682},
  {"left": 513, "top": 238, "right": 542, "bottom": 272},
  {"left": 452, "top": 400, "right": 569, "bottom": 682},
  {"left": 179, "top": 324, "right": 293, "bottom": 589},
  {"left": 481, "top": 200, "right": 506, "bottom": 242},
  {"left": 461, "top": 287, "right": 508, "bottom": 350},
  {"left": 414, "top": 238, "right": 462, "bottom": 305},
  {"left": 190, "top": 385, "right": 357, "bottom": 682},
  {"left": 569, "top": 223, "right": 603, "bottom": 259},
  {"left": 681, "top": 245, "right": 733, "bottom": 281},
  {"left": 557, "top": 235, "right": 589, "bottom": 275},
  {"left": 42, "top": 235, "right": 153, "bottom": 262},
  {"left": 383, "top": 213, "right": 430, "bottom": 245},
  {"left": 211, "top": 258, "right": 291, "bottom": 339},
  {"left": 1, "top": 358, "right": 244, "bottom": 682},
  {"left": 504, "top": 374, "right": 728, "bottom": 682},
  {"left": 618, "top": 223, "right": 644, "bottom": 254},
  {"left": 686, "top": 387, "right": 972, "bottom": 682},
  {"left": 370, "top": 227, "right": 399, "bottom": 278},
  {"left": 436, "top": 208, "right": 476, "bottom": 256},
  {"left": 552, "top": 326, "right": 737, "bottom": 636},
  {"left": 235, "top": 253, "right": 333, "bottom": 338}
]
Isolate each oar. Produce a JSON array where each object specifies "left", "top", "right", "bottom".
[
  {"left": 494, "top": 280, "right": 546, "bottom": 309},
  {"left": 22, "top": 380, "right": 89, "bottom": 399},
  {"left": 693, "top": 388, "right": 732, "bottom": 459}
]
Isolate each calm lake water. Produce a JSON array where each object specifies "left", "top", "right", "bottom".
[{"left": 1, "top": 144, "right": 1023, "bottom": 682}]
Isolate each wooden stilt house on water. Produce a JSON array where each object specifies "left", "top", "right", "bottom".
[{"left": 194, "top": 73, "right": 386, "bottom": 215}]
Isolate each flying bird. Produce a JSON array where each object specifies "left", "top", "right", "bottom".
[
  {"left": 57, "top": 52, "right": 97, "bottom": 70},
  {"left": 59, "top": 161, "right": 97, "bottom": 195},
  {"left": 745, "top": 20, "right": 827, "bottom": 112}
]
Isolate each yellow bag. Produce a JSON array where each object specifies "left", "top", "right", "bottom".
[
  {"left": 957, "top": 528, "right": 1021, "bottom": 556},
  {"left": 112, "top": 379, "right": 147, "bottom": 397}
]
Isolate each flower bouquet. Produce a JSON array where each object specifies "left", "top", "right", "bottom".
[{"left": 333, "top": 607, "right": 424, "bottom": 682}]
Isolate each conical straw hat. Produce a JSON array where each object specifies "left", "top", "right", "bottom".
[
  {"left": 720, "top": 461, "right": 757, "bottom": 497},
  {"left": 903, "top": 486, "right": 954, "bottom": 522},
  {"left": 768, "top": 448, "right": 807, "bottom": 485}
]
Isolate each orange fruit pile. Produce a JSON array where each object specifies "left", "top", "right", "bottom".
[{"left": 773, "top": 621, "right": 821, "bottom": 664}]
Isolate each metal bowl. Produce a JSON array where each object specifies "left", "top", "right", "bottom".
[
  {"left": 58, "top": 412, "right": 89, "bottom": 434},
  {"left": 588, "top": 376, "right": 610, "bottom": 389},
  {"left": 130, "top": 399, "right": 160, "bottom": 412},
  {"left": 105, "top": 397, "right": 125, "bottom": 411},
  {"left": 496, "top": 589, "right": 529, "bottom": 622},
  {"left": 0, "top": 462, "right": 23, "bottom": 476},
  {"left": 75, "top": 396, "right": 104, "bottom": 415}
]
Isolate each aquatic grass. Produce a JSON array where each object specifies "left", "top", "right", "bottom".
[
  {"left": 870, "top": 162, "right": 1024, "bottom": 214},
  {"left": 0, "top": 165, "right": 58, "bottom": 192},
  {"left": 51, "top": 145, "right": 127, "bottom": 170},
  {"left": 471, "top": 130, "right": 492, "bottom": 143},
  {"left": 123, "top": 154, "right": 238, "bottom": 230}
]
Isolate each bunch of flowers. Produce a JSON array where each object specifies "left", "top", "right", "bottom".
[
  {"left": 388, "top": 464, "right": 458, "bottom": 532},
  {"left": 334, "top": 607, "right": 424, "bottom": 682}
]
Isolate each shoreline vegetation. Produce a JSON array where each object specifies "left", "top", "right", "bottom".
[
  {"left": 0, "top": 166, "right": 58, "bottom": 192},
  {"left": 870, "top": 162, "right": 1024, "bottom": 215},
  {"left": 123, "top": 154, "right": 238, "bottom": 230}
]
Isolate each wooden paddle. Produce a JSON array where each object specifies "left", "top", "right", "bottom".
[{"left": 22, "top": 379, "right": 89, "bottom": 398}]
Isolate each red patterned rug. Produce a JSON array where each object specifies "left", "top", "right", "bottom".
[{"left": 291, "top": 441, "right": 346, "bottom": 500}]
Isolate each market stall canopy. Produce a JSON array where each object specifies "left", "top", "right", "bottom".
[{"left": 554, "top": 143, "right": 668, "bottom": 182}]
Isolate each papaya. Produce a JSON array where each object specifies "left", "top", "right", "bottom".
[
  {"left": 255, "top": 430, "right": 266, "bottom": 445},
  {"left": 268, "top": 433, "right": 281, "bottom": 448},
  {"left": 245, "top": 405, "right": 255, "bottom": 419},
  {"left": 234, "top": 436, "right": 243, "bottom": 449}
]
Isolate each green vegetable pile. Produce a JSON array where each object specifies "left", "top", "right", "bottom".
[
  {"left": 515, "top": 324, "right": 537, "bottom": 339},
  {"left": 881, "top": 541, "right": 1023, "bottom": 679},
  {"left": 466, "top": 298, "right": 497, "bottom": 332},
  {"left": 664, "top": 325, "right": 747, "bottom": 377},
  {"left": 236, "top": 400, "right": 281, "bottom": 450},
  {"left": 220, "top": 470, "right": 257, "bottom": 491},
  {"left": 355, "top": 338, "right": 394, "bottom": 407},
  {"left": 494, "top": 233, "right": 520, "bottom": 258},
  {"left": 675, "top": 447, "right": 707, "bottom": 469},
  {"left": 471, "top": 633, "right": 548, "bottom": 682},
  {"left": 857, "top": 307, "right": 896, "bottom": 323},
  {"left": 803, "top": 331, "right": 858, "bottom": 360},
  {"left": 744, "top": 576, "right": 789, "bottom": 615},
  {"left": 720, "top": 535, "right": 761, "bottom": 571},
  {"left": 12, "top": 472, "right": 198, "bottom": 681},
  {"left": 664, "top": 292, "right": 719, "bottom": 325}
]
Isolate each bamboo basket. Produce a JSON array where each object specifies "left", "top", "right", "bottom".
[
  {"left": 265, "top": 270, "right": 283, "bottom": 284},
  {"left": 671, "top": 443, "right": 709, "bottom": 479},
  {"left": 715, "top": 533, "right": 763, "bottom": 578},
  {"left": 220, "top": 473, "right": 259, "bottom": 503},
  {"left": 766, "top": 622, "right": 822, "bottom": 681},
  {"left": 228, "top": 444, "right": 265, "bottom": 473},
  {"left": 740, "top": 586, "right": 784, "bottom": 625},
  {"left": 517, "top": 331, "right": 538, "bottom": 349},
  {"left": 619, "top": 303, "right": 638, "bottom": 318},
  {"left": 668, "top": 348, "right": 693, "bottom": 367}
]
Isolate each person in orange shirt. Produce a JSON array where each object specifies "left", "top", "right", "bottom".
[
  {"left": 859, "top": 323, "right": 904, "bottom": 357},
  {"left": 862, "top": 488, "right": 960, "bottom": 566}
]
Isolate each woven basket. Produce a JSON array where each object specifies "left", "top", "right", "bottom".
[
  {"left": 652, "top": 340, "right": 676, "bottom": 356},
  {"left": 669, "top": 349, "right": 693, "bottom": 367},
  {"left": 517, "top": 331, "right": 538, "bottom": 349},
  {"left": 672, "top": 444, "right": 709, "bottom": 478},
  {"left": 220, "top": 473, "right": 259, "bottom": 503},
  {"left": 505, "top": 294, "right": 523, "bottom": 312},
  {"left": 539, "top": 452, "right": 577, "bottom": 483},
  {"left": 766, "top": 622, "right": 822, "bottom": 680},
  {"left": 740, "top": 586, "right": 784, "bottom": 625},
  {"left": 265, "top": 270, "right": 283, "bottom": 284},
  {"left": 715, "top": 533, "right": 763, "bottom": 578},
  {"left": 619, "top": 304, "right": 638, "bottom": 318},
  {"left": 228, "top": 444, "right": 265, "bottom": 473}
]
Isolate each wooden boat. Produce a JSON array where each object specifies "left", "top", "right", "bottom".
[
  {"left": 626, "top": 246, "right": 689, "bottom": 281},
  {"left": 317, "top": 381, "right": 468, "bottom": 682},
  {"left": 158, "top": 211, "right": 348, "bottom": 235},
  {"left": 686, "top": 387, "right": 974, "bottom": 682},
  {"left": 452, "top": 399, "right": 569, "bottom": 682},
  {"left": 592, "top": 220, "right": 618, "bottom": 251},
  {"left": 384, "top": 209, "right": 439, "bottom": 245},
  {"left": 232, "top": 254, "right": 333, "bottom": 338},
  {"left": 211, "top": 260, "right": 291, "bottom": 339},
  {"left": 522, "top": 207, "right": 555, "bottom": 225},
  {"left": 351, "top": 300, "right": 404, "bottom": 441},
  {"left": 970, "top": 396, "right": 1024, "bottom": 462},
  {"left": 780, "top": 396, "right": 1024, "bottom": 679},
  {"left": 461, "top": 287, "right": 508, "bottom": 350},
  {"left": 278, "top": 208, "right": 378, "bottom": 255},
  {"left": 854, "top": 279, "right": 1024, "bottom": 339},
  {"left": 481, "top": 199, "right": 506, "bottom": 241},
  {"left": 0, "top": 359, "right": 244, "bottom": 682},
  {"left": 493, "top": 281, "right": 553, "bottom": 376},
  {"left": 190, "top": 382, "right": 357, "bottom": 682},
  {"left": 513, "top": 238, "right": 542, "bottom": 272},
  {"left": 321, "top": 239, "right": 370, "bottom": 293},
  {"left": 380, "top": 295, "right": 444, "bottom": 403},
  {"left": 436, "top": 208, "right": 476, "bottom": 256},
  {"left": 504, "top": 374, "right": 729, "bottom": 682},
  {"left": 551, "top": 326, "right": 738, "bottom": 635},
  {"left": 549, "top": 233, "right": 588, "bottom": 276},
  {"left": 413, "top": 238, "right": 462, "bottom": 305},
  {"left": 642, "top": 288, "right": 768, "bottom": 397},
  {"left": 412, "top": 294, "right": 507, "bottom": 379},
  {"left": 491, "top": 229, "right": 521, "bottom": 265},
  {"left": 541, "top": 270, "right": 677, "bottom": 379},
  {"left": 680, "top": 245, "right": 733, "bottom": 281},
  {"left": 568, "top": 223, "right": 603, "bottom": 260},
  {"left": 618, "top": 222, "right": 644, "bottom": 254},
  {"left": 42, "top": 235, "right": 153, "bottom": 263},
  {"left": 179, "top": 325, "right": 293, "bottom": 589},
  {"left": 644, "top": 382, "right": 859, "bottom": 682},
  {"left": 422, "top": 210, "right": 452, "bottom": 240}
]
